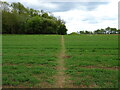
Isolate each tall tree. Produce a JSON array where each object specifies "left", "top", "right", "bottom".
[
  {"left": 2, "top": 1, "right": 68, "bottom": 35},
  {"left": 0, "top": 1, "right": 10, "bottom": 12},
  {"left": 57, "top": 24, "right": 67, "bottom": 35}
]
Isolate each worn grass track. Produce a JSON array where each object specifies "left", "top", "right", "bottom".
[
  {"left": 55, "top": 36, "right": 66, "bottom": 88},
  {"left": 3, "top": 35, "right": 118, "bottom": 88}
]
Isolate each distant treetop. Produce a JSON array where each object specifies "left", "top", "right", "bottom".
[{"left": 1, "top": 1, "right": 67, "bottom": 35}]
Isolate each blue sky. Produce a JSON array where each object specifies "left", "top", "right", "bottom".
[{"left": 3, "top": 0, "right": 118, "bottom": 33}]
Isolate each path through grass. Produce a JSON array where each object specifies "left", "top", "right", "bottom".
[
  {"left": 2, "top": 35, "right": 118, "bottom": 88},
  {"left": 55, "top": 36, "right": 66, "bottom": 88}
]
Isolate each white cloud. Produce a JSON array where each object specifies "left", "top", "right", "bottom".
[
  {"left": 53, "top": 1, "right": 118, "bottom": 33},
  {"left": 2, "top": 0, "right": 59, "bottom": 10},
  {"left": 25, "top": 0, "right": 58, "bottom": 9},
  {"left": 2, "top": 0, "right": 119, "bottom": 34}
]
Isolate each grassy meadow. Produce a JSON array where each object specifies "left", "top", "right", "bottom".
[
  {"left": 3, "top": 35, "right": 61, "bottom": 87},
  {"left": 64, "top": 35, "right": 118, "bottom": 88},
  {"left": 2, "top": 34, "right": 119, "bottom": 88}
]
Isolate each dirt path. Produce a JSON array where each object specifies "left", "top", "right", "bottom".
[{"left": 55, "top": 35, "right": 66, "bottom": 88}]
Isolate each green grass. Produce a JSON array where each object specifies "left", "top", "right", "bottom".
[
  {"left": 64, "top": 35, "right": 118, "bottom": 88},
  {"left": 2, "top": 34, "right": 119, "bottom": 88},
  {"left": 3, "top": 35, "right": 61, "bottom": 87}
]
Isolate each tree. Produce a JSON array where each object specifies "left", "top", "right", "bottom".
[
  {"left": 11, "top": 2, "right": 27, "bottom": 14},
  {"left": 117, "top": 29, "right": 120, "bottom": 34},
  {"left": 57, "top": 24, "right": 67, "bottom": 35},
  {"left": 2, "top": 1, "right": 68, "bottom": 35},
  {"left": 69, "top": 32, "right": 78, "bottom": 35},
  {"left": 80, "top": 31, "right": 85, "bottom": 34},
  {"left": 110, "top": 28, "right": 117, "bottom": 34},
  {"left": 2, "top": 11, "right": 19, "bottom": 34},
  {"left": 42, "top": 18, "right": 58, "bottom": 34},
  {"left": 100, "top": 29, "right": 105, "bottom": 34},
  {"left": 0, "top": 1, "right": 10, "bottom": 12},
  {"left": 85, "top": 31, "right": 91, "bottom": 34},
  {"left": 94, "top": 29, "right": 100, "bottom": 34},
  {"left": 26, "top": 16, "right": 44, "bottom": 34},
  {"left": 105, "top": 27, "right": 111, "bottom": 34},
  {"left": 28, "top": 8, "right": 40, "bottom": 17},
  {"left": 42, "top": 13, "right": 49, "bottom": 18}
]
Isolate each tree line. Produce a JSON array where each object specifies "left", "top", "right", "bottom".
[
  {"left": 75, "top": 27, "right": 119, "bottom": 34},
  {"left": 1, "top": 1, "right": 67, "bottom": 35}
]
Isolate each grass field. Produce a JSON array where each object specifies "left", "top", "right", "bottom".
[
  {"left": 64, "top": 35, "right": 118, "bottom": 88},
  {"left": 2, "top": 35, "right": 119, "bottom": 88},
  {"left": 3, "top": 35, "right": 61, "bottom": 88}
]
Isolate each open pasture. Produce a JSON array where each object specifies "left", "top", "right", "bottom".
[
  {"left": 64, "top": 35, "right": 118, "bottom": 88},
  {"left": 2, "top": 35, "right": 119, "bottom": 88},
  {"left": 2, "top": 35, "right": 61, "bottom": 87}
]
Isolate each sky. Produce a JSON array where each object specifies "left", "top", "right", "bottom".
[{"left": 2, "top": 0, "right": 119, "bottom": 34}]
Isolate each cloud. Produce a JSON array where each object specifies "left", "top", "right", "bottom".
[
  {"left": 35, "top": 2, "right": 109, "bottom": 12},
  {"left": 2, "top": 0, "right": 59, "bottom": 10},
  {"left": 53, "top": 1, "right": 118, "bottom": 33},
  {"left": 25, "top": 0, "right": 59, "bottom": 10},
  {"left": 2, "top": 0, "right": 110, "bottom": 12},
  {"left": 2, "top": 0, "right": 118, "bottom": 33}
]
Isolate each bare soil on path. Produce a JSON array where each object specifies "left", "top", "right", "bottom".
[{"left": 55, "top": 35, "right": 66, "bottom": 88}]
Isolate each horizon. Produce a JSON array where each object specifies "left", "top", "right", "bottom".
[{"left": 2, "top": 0, "right": 118, "bottom": 34}]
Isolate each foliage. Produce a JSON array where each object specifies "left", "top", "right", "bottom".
[
  {"left": 69, "top": 32, "right": 79, "bottom": 35},
  {"left": 57, "top": 24, "right": 67, "bottom": 35},
  {"left": 79, "top": 27, "right": 119, "bottom": 34},
  {"left": 1, "top": 1, "right": 67, "bottom": 35}
]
